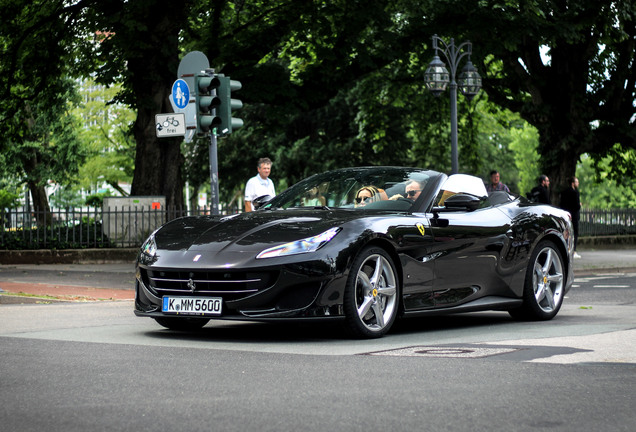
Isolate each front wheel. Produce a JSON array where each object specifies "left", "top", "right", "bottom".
[
  {"left": 509, "top": 240, "right": 565, "bottom": 321},
  {"left": 343, "top": 246, "right": 399, "bottom": 338},
  {"left": 154, "top": 317, "right": 210, "bottom": 331}
]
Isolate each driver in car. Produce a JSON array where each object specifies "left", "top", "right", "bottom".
[{"left": 390, "top": 179, "right": 424, "bottom": 201}]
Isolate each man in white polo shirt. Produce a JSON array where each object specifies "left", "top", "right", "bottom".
[{"left": 244, "top": 157, "right": 276, "bottom": 212}]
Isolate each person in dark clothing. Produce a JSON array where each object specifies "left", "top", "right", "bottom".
[
  {"left": 560, "top": 176, "right": 581, "bottom": 258},
  {"left": 529, "top": 174, "right": 551, "bottom": 204}
]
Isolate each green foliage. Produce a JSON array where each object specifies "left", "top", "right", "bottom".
[
  {"left": 85, "top": 193, "right": 109, "bottom": 208},
  {"left": 589, "top": 144, "right": 636, "bottom": 187},
  {"left": 3, "top": 0, "right": 636, "bottom": 218},
  {"left": 0, "top": 61, "right": 86, "bottom": 213},
  {"left": 72, "top": 79, "right": 136, "bottom": 194},
  {"left": 49, "top": 187, "right": 86, "bottom": 210},
  {"left": 419, "top": 0, "right": 636, "bottom": 192},
  {"left": 0, "top": 0, "right": 95, "bottom": 164},
  {"left": 509, "top": 124, "right": 541, "bottom": 196},
  {"left": 471, "top": 100, "right": 521, "bottom": 192},
  {"left": 578, "top": 154, "right": 636, "bottom": 209},
  {"left": 0, "top": 190, "right": 20, "bottom": 209}
]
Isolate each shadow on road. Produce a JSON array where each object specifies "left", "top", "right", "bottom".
[{"left": 139, "top": 312, "right": 518, "bottom": 343}]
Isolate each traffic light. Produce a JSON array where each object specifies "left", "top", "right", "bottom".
[
  {"left": 194, "top": 71, "right": 221, "bottom": 136},
  {"left": 215, "top": 75, "right": 244, "bottom": 136}
]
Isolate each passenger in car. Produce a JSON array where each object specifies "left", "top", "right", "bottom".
[
  {"left": 354, "top": 186, "right": 387, "bottom": 207},
  {"left": 303, "top": 186, "right": 326, "bottom": 206}
]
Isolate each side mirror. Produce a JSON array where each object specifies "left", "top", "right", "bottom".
[
  {"left": 442, "top": 193, "right": 483, "bottom": 211},
  {"left": 252, "top": 195, "right": 273, "bottom": 210}
]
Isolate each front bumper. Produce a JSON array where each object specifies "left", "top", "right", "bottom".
[{"left": 134, "top": 261, "right": 347, "bottom": 320}]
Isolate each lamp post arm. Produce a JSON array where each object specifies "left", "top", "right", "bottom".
[
  {"left": 434, "top": 36, "right": 473, "bottom": 80},
  {"left": 428, "top": 35, "right": 477, "bottom": 175}
]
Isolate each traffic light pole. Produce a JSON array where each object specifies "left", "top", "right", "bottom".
[
  {"left": 209, "top": 133, "right": 220, "bottom": 215},
  {"left": 191, "top": 61, "right": 243, "bottom": 216}
]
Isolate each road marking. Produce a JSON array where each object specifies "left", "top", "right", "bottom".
[
  {"left": 593, "top": 285, "right": 630, "bottom": 288},
  {"left": 575, "top": 276, "right": 624, "bottom": 282}
]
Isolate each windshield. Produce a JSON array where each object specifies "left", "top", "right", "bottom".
[{"left": 263, "top": 167, "right": 442, "bottom": 212}]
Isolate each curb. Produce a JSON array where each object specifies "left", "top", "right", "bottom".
[
  {"left": 574, "top": 267, "right": 636, "bottom": 276},
  {"left": 0, "top": 293, "right": 69, "bottom": 304},
  {"left": 0, "top": 248, "right": 138, "bottom": 265}
]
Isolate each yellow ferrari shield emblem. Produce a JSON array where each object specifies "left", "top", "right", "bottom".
[{"left": 416, "top": 223, "right": 426, "bottom": 236}]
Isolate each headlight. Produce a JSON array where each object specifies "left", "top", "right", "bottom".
[
  {"left": 256, "top": 227, "right": 340, "bottom": 259},
  {"left": 140, "top": 235, "right": 157, "bottom": 258}
]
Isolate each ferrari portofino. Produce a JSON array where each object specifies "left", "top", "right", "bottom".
[{"left": 135, "top": 166, "right": 574, "bottom": 338}]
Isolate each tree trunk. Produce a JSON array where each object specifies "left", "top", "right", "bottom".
[
  {"left": 27, "top": 181, "right": 51, "bottom": 227},
  {"left": 130, "top": 102, "right": 184, "bottom": 209},
  {"left": 122, "top": 0, "right": 187, "bottom": 210}
]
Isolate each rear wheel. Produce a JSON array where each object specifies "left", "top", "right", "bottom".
[
  {"left": 154, "top": 317, "right": 210, "bottom": 331},
  {"left": 343, "top": 246, "right": 399, "bottom": 338},
  {"left": 509, "top": 240, "right": 565, "bottom": 320}
]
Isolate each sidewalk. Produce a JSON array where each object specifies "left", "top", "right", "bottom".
[
  {"left": 572, "top": 248, "right": 636, "bottom": 275},
  {"left": 0, "top": 262, "right": 136, "bottom": 303},
  {"left": 1, "top": 248, "right": 635, "bottom": 304}
]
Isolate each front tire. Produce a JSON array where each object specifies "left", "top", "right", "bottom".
[
  {"left": 154, "top": 317, "right": 210, "bottom": 331},
  {"left": 343, "top": 246, "right": 399, "bottom": 338},
  {"left": 509, "top": 240, "right": 565, "bottom": 320}
]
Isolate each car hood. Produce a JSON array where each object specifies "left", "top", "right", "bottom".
[{"left": 152, "top": 209, "right": 369, "bottom": 254}]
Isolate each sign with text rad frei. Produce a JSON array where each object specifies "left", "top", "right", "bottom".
[{"left": 155, "top": 113, "right": 186, "bottom": 138}]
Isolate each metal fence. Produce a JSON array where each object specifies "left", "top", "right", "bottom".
[
  {"left": 580, "top": 208, "right": 636, "bottom": 236},
  {"left": 1, "top": 206, "right": 634, "bottom": 250},
  {"left": 0, "top": 206, "right": 238, "bottom": 250}
]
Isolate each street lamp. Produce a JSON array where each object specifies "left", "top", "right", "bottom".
[{"left": 424, "top": 34, "right": 481, "bottom": 174}]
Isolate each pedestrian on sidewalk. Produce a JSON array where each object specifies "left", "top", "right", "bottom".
[
  {"left": 244, "top": 157, "right": 276, "bottom": 212},
  {"left": 560, "top": 176, "right": 582, "bottom": 258},
  {"left": 529, "top": 174, "right": 551, "bottom": 204},
  {"left": 485, "top": 170, "right": 510, "bottom": 195}
]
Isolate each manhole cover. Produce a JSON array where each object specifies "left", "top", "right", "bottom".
[{"left": 366, "top": 346, "right": 518, "bottom": 358}]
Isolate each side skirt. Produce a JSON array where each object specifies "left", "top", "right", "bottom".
[{"left": 402, "top": 296, "right": 523, "bottom": 318}]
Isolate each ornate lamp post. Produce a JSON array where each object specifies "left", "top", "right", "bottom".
[{"left": 424, "top": 35, "right": 481, "bottom": 174}]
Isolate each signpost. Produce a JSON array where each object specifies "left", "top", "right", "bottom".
[
  {"left": 156, "top": 51, "right": 244, "bottom": 216},
  {"left": 175, "top": 51, "right": 210, "bottom": 142}
]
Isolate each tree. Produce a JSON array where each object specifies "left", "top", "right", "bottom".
[
  {"left": 185, "top": 0, "right": 453, "bottom": 195},
  {"left": 0, "top": 0, "right": 92, "bottom": 220},
  {"left": 578, "top": 154, "right": 636, "bottom": 209},
  {"left": 73, "top": 79, "right": 135, "bottom": 196},
  {"left": 6, "top": 0, "right": 634, "bottom": 215},
  {"left": 0, "top": 77, "right": 85, "bottom": 224},
  {"left": 420, "top": 0, "right": 636, "bottom": 203},
  {"left": 84, "top": 0, "right": 191, "bottom": 208}
]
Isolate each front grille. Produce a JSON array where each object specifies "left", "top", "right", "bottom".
[{"left": 141, "top": 268, "right": 278, "bottom": 300}]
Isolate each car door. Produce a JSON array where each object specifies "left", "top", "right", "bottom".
[
  {"left": 387, "top": 216, "right": 437, "bottom": 311},
  {"left": 425, "top": 206, "right": 514, "bottom": 307}
]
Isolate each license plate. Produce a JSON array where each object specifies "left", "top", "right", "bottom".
[{"left": 162, "top": 296, "right": 222, "bottom": 316}]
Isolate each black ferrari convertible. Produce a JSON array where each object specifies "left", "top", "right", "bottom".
[{"left": 134, "top": 166, "right": 574, "bottom": 338}]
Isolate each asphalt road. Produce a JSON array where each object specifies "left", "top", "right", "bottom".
[{"left": 1, "top": 271, "right": 636, "bottom": 432}]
